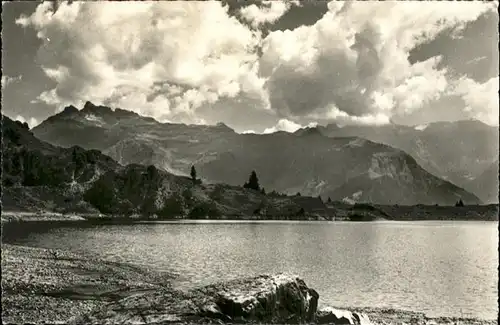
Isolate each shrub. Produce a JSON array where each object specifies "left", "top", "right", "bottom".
[
  {"left": 83, "top": 175, "right": 118, "bottom": 214},
  {"left": 3, "top": 177, "right": 15, "bottom": 186},
  {"left": 157, "top": 193, "right": 184, "bottom": 218},
  {"left": 182, "top": 188, "right": 194, "bottom": 201},
  {"left": 188, "top": 201, "right": 220, "bottom": 218}
]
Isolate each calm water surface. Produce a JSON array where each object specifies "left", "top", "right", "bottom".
[{"left": 5, "top": 220, "right": 498, "bottom": 319}]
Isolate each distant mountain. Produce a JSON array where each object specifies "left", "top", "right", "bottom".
[
  {"left": 464, "top": 160, "right": 499, "bottom": 204},
  {"left": 1, "top": 115, "right": 325, "bottom": 219},
  {"left": 31, "top": 102, "right": 481, "bottom": 205},
  {"left": 315, "top": 121, "right": 499, "bottom": 202}
]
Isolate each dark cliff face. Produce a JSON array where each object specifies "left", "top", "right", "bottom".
[
  {"left": 30, "top": 102, "right": 483, "bottom": 205},
  {"left": 2, "top": 115, "right": 116, "bottom": 213},
  {"left": 3, "top": 116, "right": 118, "bottom": 184}
]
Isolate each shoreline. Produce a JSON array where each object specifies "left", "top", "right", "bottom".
[
  {"left": 1, "top": 243, "right": 496, "bottom": 324},
  {"left": 2, "top": 207, "right": 498, "bottom": 225}
]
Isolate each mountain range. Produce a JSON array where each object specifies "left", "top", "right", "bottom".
[
  {"left": 2, "top": 115, "right": 325, "bottom": 219},
  {"left": 314, "top": 121, "right": 499, "bottom": 203},
  {"left": 29, "top": 101, "right": 492, "bottom": 205}
]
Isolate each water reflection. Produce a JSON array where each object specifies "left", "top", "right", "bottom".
[{"left": 2, "top": 220, "right": 497, "bottom": 320}]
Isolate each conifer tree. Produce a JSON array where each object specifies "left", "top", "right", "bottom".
[
  {"left": 243, "top": 170, "right": 260, "bottom": 191},
  {"left": 190, "top": 165, "right": 197, "bottom": 183}
]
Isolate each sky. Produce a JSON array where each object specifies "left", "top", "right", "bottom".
[{"left": 1, "top": 0, "right": 499, "bottom": 133}]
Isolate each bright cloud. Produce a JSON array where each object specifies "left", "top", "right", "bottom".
[
  {"left": 14, "top": 115, "right": 39, "bottom": 128},
  {"left": 15, "top": 1, "right": 499, "bottom": 130},
  {"left": 239, "top": 1, "right": 300, "bottom": 28},
  {"left": 451, "top": 76, "right": 499, "bottom": 124},
  {"left": 260, "top": 1, "right": 497, "bottom": 126},
  {"left": 1, "top": 75, "right": 22, "bottom": 89},
  {"left": 263, "top": 119, "right": 318, "bottom": 134},
  {"left": 263, "top": 118, "right": 302, "bottom": 133},
  {"left": 16, "top": 1, "right": 265, "bottom": 124}
]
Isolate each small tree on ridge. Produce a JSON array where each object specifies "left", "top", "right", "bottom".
[
  {"left": 243, "top": 170, "right": 260, "bottom": 191},
  {"left": 190, "top": 165, "right": 197, "bottom": 183}
]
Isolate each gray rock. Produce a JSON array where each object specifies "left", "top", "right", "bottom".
[
  {"left": 316, "top": 306, "right": 372, "bottom": 325},
  {"left": 194, "top": 273, "right": 319, "bottom": 323}
]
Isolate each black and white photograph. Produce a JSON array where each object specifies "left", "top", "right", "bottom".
[{"left": 1, "top": 1, "right": 498, "bottom": 324}]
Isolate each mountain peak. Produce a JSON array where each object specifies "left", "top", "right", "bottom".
[
  {"left": 80, "top": 102, "right": 141, "bottom": 119},
  {"left": 82, "top": 101, "right": 112, "bottom": 114},
  {"left": 83, "top": 101, "right": 94, "bottom": 109},
  {"left": 294, "top": 126, "right": 322, "bottom": 137},
  {"left": 113, "top": 107, "right": 141, "bottom": 119},
  {"left": 62, "top": 105, "right": 79, "bottom": 115},
  {"left": 214, "top": 122, "right": 233, "bottom": 132}
]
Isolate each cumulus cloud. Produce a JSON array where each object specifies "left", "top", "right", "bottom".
[
  {"left": 451, "top": 76, "right": 499, "bottom": 123},
  {"left": 1, "top": 75, "right": 22, "bottom": 89},
  {"left": 16, "top": 1, "right": 499, "bottom": 129},
  {"left": 263, "top": 119, "right": 302, "bottom": 133},
  {"left": 241, "top": 130, "right": 257, "bottom": 134},
  {"left": 14, "top": 115, "right": 40, "bottom": 128},
  {"left": 239, "top": 0, "right": 300, "bottom": 28},
  {"left": 263, "top": 118, "right": 318, "bottom": 134},
  {"left": 260, "top": 1, "right": 498, "bottom": 126},
  {"left": 17, "top": 1, "right": 267, "bottom": 123}
]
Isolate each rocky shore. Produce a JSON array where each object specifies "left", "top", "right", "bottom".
[
  {"left": 1, "top": 211, "right": 87, "bottom": 223},
  {"left": 1, "top": 244, "right": 496, "bottom": 325}
]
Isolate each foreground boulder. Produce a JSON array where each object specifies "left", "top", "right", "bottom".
[
  {"left": 316, "top": 307, "right": 372, "bottom": 325},
  {"left": 72, "top": 274, "right": 319, "bottom": 324},
  {"left": 195, "top": 274, "right": 319, "bottom": 323}
]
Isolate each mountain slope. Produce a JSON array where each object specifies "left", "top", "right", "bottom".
[
  {"left": 32, "top": 101, "right": 481, "bottom": 205},
  {"left": 199, "top": 134, "right": 479, "bottom": 205},
  {"left": 316, "top": 121, "right": 499, "bottom": 202},
  {"left": 464, "top": 160, "right": 499, "bottom": 204}
]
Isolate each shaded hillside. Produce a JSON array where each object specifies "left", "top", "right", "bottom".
[
  {"left": 316, "top": 121, "right": 499, "bottom": 200},
  {"left": 2, "top": 117, "right": 118, "bottom": 213},
  {"left": 32, "top": 102, "right": 481, "bottom": 205},
  {"left": 1, "top": 115, "right": 327, "bottom": 219},
  {"left": 464, "top": 160, "right": 499, "bottom": 204}
]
